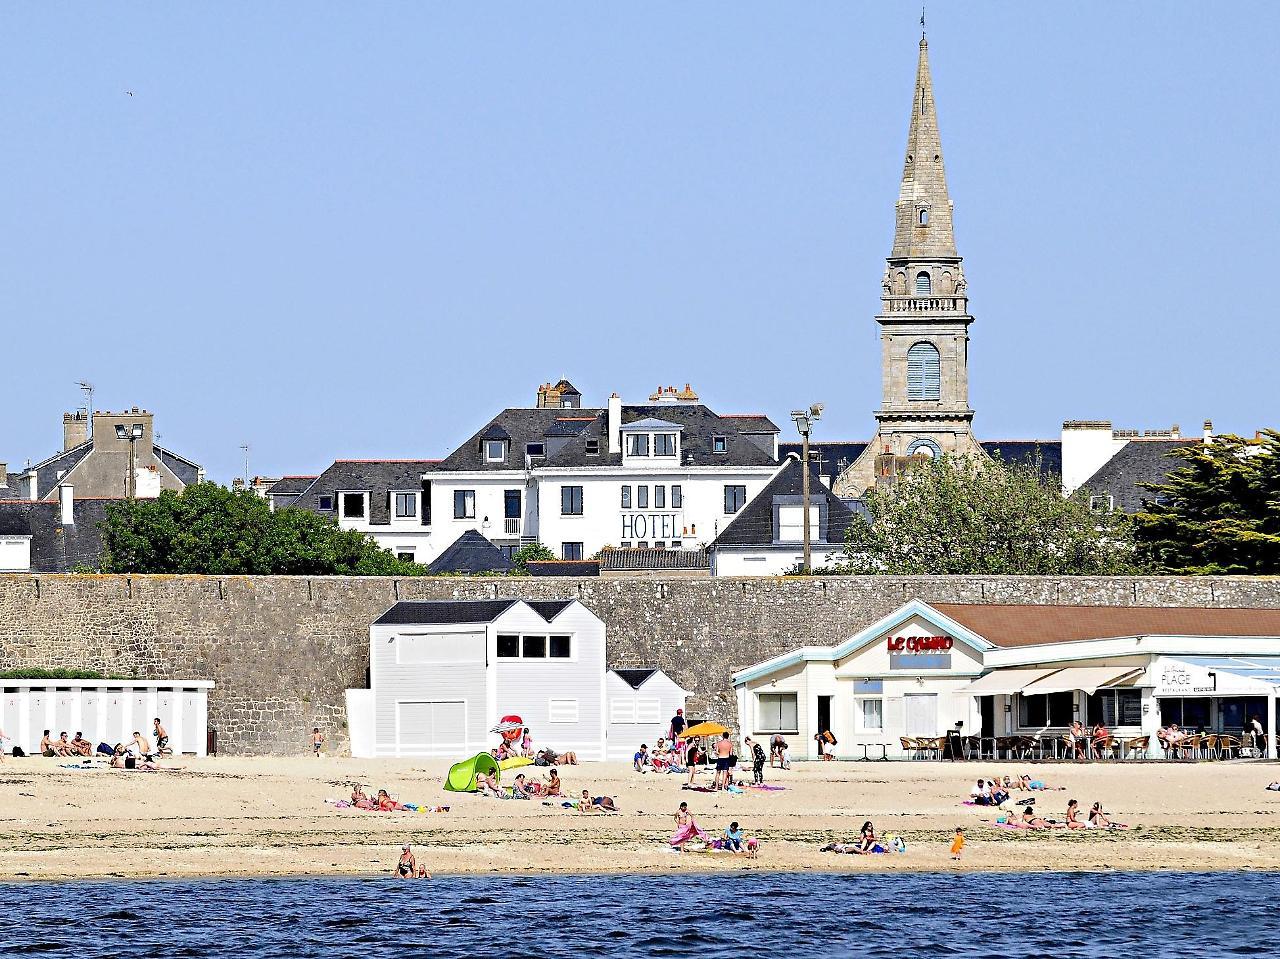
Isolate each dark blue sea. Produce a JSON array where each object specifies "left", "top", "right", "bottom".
[{"left": 1, "top": 871, "right": 1276, "bottom": 957}]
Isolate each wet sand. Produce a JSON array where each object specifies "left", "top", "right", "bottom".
[{"left": 2, "top": 756, "right": 1278, "bottom": 879}]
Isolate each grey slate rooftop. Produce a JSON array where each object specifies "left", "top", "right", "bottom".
[
  {"left": 0, "top": 499, "right": 113, "bottom": 572},
  {"left": 611, "top": 668, "right": 658, "bottom": 689},
  {"left": 266, "top": 475, "right": 319, "bottom": 496},
  {"left": 426, "top": 529, "right": 513, "bottom": 575},
  {"left": 1080, "top": 438, "right": 1196, "bottom": 513},
  {"left": 526, "top": 560, "right": 601, "bottom": 577},
  {"left": 713, "top": 456, "right": 861, "bottom": 548},
  {"left": 289, "top": 460, "right": 439, "bottom": 523},
  {"left": 599, "top": 547, "right": 710, "bottom": 570},
  {"left": 373, "top": 598, "right": 575, "bottom": 626}
]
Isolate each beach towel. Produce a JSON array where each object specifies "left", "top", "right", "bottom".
[
  {"left": 59, "top": 762, "right": 98, "bottom": 770},
  {"left": 747, "top": 784, "right": 785, "bottom": 791},
  {"left": 670, "top": 819, "right": 709, "bottom": 847},
  {"left": 682, "top": 785, "right": 717, "bottom": 793}
]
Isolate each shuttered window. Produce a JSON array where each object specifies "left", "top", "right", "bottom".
[
  {"left": 907, "top": 342, "right": 941, "bottom": 401},
  {"left": 915, "top": 271, "right": 932, "bottom": 295}
]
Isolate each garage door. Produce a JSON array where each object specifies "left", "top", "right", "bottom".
[{"left": 397, "top": 701, "right": 466, "bottom": 753}]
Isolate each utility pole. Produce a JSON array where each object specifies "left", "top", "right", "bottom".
[
  {"left": 115, "top": 423, "right": 143, "bottom": 499},
  {"left": 240, "top": 444, "right": 251, "bottom": 488},
  {"left": 790, "top": 403, "right": 824, "bottom": 573}
]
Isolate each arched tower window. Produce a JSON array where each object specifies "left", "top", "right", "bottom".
[
  {"left": 907, "top": 438, "right": 943, "bottom": 459},
  {"left": 918, "top": 208, "right": 929, "bottom": 225},
  {"left": 915, "top": 271, "right": 932, "bottom": 296},
  {"left": 907, "top": 342, "right": 941, "bottom": 401}
]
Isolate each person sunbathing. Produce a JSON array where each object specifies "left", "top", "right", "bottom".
[
  {"left": 1018, "top": 774, "right": 1063, "bottom": 791},
  {"left": 475, "top": 773, "right": 502, "bottom": 798},
  {"left": 544, "top": 768, "right": 561, "bottom": 797},
  {"left": 1020, "top": 806, "right": 1061, "bottom": 829},
  {"left": 510, "top": 774, "right": 534, "bottom": 800},
  {"left": 1088, "top": 802, "right": 1127, "bottom": 828},
  {"left": 351, "top": 784, "right": 376, "bottom": 810},
  {"left": 376, "top": 788, "right": 404, "bottom": 811},
  {"left": 1065, "top": 799, "right": 1089, "bottom": 829},
  {"left": 39, "top": 731, "right": 61, "bottom": 757},
  {"left": 70, "top": 733, "right": 92, "bottom": 756}
]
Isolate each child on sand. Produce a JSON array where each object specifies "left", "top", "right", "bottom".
[
  {"left": 312, "top": 727, "right": 324, "bottom": 757},
  {"left": 950, "top": 827, "right": 965, "bottom": 860}
]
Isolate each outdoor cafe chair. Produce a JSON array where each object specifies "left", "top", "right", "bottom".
[
  {"left": 1174, "top": 734, "right": 1202, "bottom": 760},
  {"left": 1216, "top": 735, "right": 1241, "bottom": 760},
  {"left": 900, "top": 737, "right": 920, "bottom": 760},
  {"left": 1096, "top": 737, "right": 1121, "bottom": 761},
  {"left": 1201, "top": 734, "right": 1219, "bottom": 760},
  {"left": 1122, "top": 736, "right": 1149, "bottom": 760}
]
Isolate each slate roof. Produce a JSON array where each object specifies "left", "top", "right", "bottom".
[
  {"left": 1079, "top": 439, "right": 1196, "bottom": 513},
  {"left": 599, "top": 547, "right": 710, "bottom": 570},
  {"left": 23, "top": 443, "right": 94, "bottom": 501},
  {"left": 0, "top": 499, "right": 113, "bottom": 572},
  {"left": 526, "top": 560, "right": 601, "bottom": 577},
  {"left": 779, "top": 442, "right": 869, "bottom": 487},
  {"left": 373, "top": 598, "right": 575, "bottom": 626},
  {"left": 611, "top": 668, "right": 657, "bottom": 689},
  {"left": 266, "top": 476, "right": 318, "bottom": 496},
  {"left": 426, "top": 530, "right": 513, "bottom": 575},
  {"left": 719, "top": 415, "right": 780, "bottom": 434},
  {"left": 559, "top": 406, "right": 780, "bottom": 470},
  {"left": 289, "top": 460, "right": 439, "bottom": 523},
  {"left": 980, "top": 441, "right": 1063, "bottom": 483},
  {"left": 712, "top": 457, "right": 862, "bottom": 548},
  {"left": 154, "top": 445, "right": 203, "bottom": 486}
]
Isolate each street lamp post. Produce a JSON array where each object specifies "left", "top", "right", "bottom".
[
  {"left": 790, "top": 403, "right": 824, "bottom": 574},
  {"left": 115, "top": 423, "right": 144, "bottom": 499}
]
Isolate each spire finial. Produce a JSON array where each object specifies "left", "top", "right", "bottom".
[{"left": 920, "top": 5, "right": 926, "bottom": 39}]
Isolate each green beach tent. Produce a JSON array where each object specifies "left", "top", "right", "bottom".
[{"left": 444, "top": 752, "right": 501, "bottom": 792}]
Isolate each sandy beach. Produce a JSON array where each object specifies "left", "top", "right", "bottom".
[{"left": 2, "top": 756, "right": 1278, "bottom": 880}]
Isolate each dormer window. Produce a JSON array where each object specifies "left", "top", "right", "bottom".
[
  {"left": 318, "top": 495, "right": 333, "bottom": 511},
  {"left": 525, "top": 442, "right": 545, "bottom": 459},
  {"left": 712, "top": 435, "right": 728, "bottom": 454},
  {"left": 585, "top": 438, "right": 600, "bottom": 456},
  {"left": 653, "top": 433, "right": 677, "bottom": 457},
  {"left": 627, "top": 434, "right": 650, "bottom": 457},
  {"left": 340, "top": 492, "right": 367, "bottom": 520},
  {"left": 484, "top": 440, "right": 507, "bottom": 463}
]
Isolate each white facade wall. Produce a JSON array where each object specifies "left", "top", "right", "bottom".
[
  {"left": 369, "top": 625, "right": 488, "bottom": 757},
  {"left": 0, "top": 680, "right": 212, "bottom": 756},
  {"left": 1061, "top": 422, "right": 1128, "bottom": 495},
  {"left": 604, "top": 670, "right": 690, "bottom": 760},
  {"left": 428, "top": 476, "right": 533, "bottom": 558},
  {"left": 493, "top": 603, "right": 607, "bottom": 761},
  {"left": 336, "top": 487, "right": 437, "bottom": 564},
  {"left": 0, "top": 536, "right": 32, "bottom": 572},
  {"left": 712, "top": 545, "right": 847, "bottom": 577}
]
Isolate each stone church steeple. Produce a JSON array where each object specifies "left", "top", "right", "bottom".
[{"left": 836, "top": 36, "right": 984, "bottom": 496}]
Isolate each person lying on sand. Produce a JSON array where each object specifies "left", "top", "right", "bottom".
[
  {"left": 1018, "top": 774, "right": 1063, "bottom": 791},
  {"left": 376, "top": 789, "right": 405, "bottom": 811},
  {"left": 1267, "top": 782, "right": 1280, "bottom": 792},
  {"left": 575, "top": 789, "right": 618, "bottom": 813},
  {"left": 1020, "top": 806, "right": 1062, "bottom": 829}
]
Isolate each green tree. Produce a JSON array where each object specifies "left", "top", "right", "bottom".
[
  {"left": 99, "top": 483, "right": 425, "bottom": 576},
  {"left": 837, "top": 454, "right": 1140, "bottom": 575},
  {"left": 1135, "top": 430, "right": 1280, "bottom": 574},
  {"left": 510, "top": 541, "right": 555, "bottom": 575}
]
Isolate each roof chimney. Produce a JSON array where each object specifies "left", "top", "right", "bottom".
[
  {"left": 0, "top": 462, "right": 6, "bottom": 488},
  {"left": 608, "top": 393, "right": 622, "bottom": 454},
  {"left": 1171, "top": 423, "right": 1180, "bottom": 439},
  {"left": 1203, "top": 419, "right": 1213, "bottom": 443},
  {"left": 58, "top": 484, "right": 74, "bottom": 525},
  {"left": 63, "top": 411, "right": 89, "bottom": 451}
]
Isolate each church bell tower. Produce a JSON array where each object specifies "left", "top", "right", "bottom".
[{"left": 837, "top": 35, "right": 984, "bottom": 495}]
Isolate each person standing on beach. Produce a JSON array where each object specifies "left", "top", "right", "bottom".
[
  {"left": 950, "top": 827, "right": 965, "bottom": 860},
  {"left": 153, "top": 718, "right": 169, "bottom": 754},
  {"left": 312, "top": 727, "right": 324, "bottom": 757},
  {"left": 668, "top": 708, "right": 686, "bottom": 742},
  {"left": 713, "top": 732, "right": 734, "bottom": 790},
  {"left": 746, "top": 737, "right": 766, "bottom": 784}
]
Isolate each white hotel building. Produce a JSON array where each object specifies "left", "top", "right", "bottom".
[{"left": 289, "top": 381, "right": 782, "bottom": 566}]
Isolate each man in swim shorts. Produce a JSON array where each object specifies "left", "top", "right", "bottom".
[{"left": 713, "top": 732, "right": 734, "bottom": 790}]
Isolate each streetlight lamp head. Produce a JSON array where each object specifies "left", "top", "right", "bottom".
[
  {"left": 810, "top": 403, "right": 824, "bottom": 419},
  {"left": 131, "top": 424, "right": 144, "bottom": 438},
  {"left": 115, "top": 425, "right": 127, "bottom": 440}
]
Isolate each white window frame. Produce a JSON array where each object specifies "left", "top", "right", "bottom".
[
  {"left": 626, "top": 433, "right": 650, "bottom": 457},
  {"left": 338, "top": 490, "right": 368, "bottom": 521},
  {"left": 393, "top": 491, "right": 418, "bottom": 520},
  {"left": 653, "top": 433, "right": 677, "bottom": 458},
  {"left": 857, "top": 697, "right": 884, "bottom": 731},
  {"left": 453, "top": 489, "right": 476, "bottom": 520},
  {"left": 484, "top": 439, "right": 508, "bottom": 463},
  {"left": 755, "top": 692, "right": 798, "bottom": 734}
]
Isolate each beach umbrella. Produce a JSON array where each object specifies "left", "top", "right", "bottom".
[
  {"left": 489, "top": 719, "right": 524, "bottom": 734},
  {"left": 680, "top": 721, "right": 729, "bottom": 739}
]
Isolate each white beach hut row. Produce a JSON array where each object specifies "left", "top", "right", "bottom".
[
  {"left": 346, "top": 598, "right": 690, "bottom": 759},
  {"left": 0, "top": 680, "right": 213, "bottom": 756}
]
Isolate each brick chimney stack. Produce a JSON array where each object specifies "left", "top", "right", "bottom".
[{"left": 63, "top": 410, "right": 89, "bottom": 451}]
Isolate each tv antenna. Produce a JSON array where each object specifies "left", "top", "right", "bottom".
[{"left": 76, "top": 381, "right": 95, "bottom": 435}]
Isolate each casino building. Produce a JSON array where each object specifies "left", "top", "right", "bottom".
[{"left": 733, "top": 600, "right": 1280, "bottom": 760}]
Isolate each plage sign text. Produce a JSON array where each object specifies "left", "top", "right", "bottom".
[{"left": 886, "top": 636, "right": 954, "bottom": 653}]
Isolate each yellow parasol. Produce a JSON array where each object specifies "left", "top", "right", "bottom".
[{"left": 680, "top": 721, "right": 730, "bottom": 739}]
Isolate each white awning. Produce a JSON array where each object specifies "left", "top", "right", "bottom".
[
  {"left": 1021, "top": 665, "right": 1144, "bottom": 696},
  {"left": 957, "top": 667, "right": 1062, "bottom": 696}
]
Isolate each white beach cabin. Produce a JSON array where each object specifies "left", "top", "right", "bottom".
[
  {"left": 355, "top": 598, "right": 607, "bottom": 759},
  {"left": 605, "top": 668, "right": 692, "bottom": 760}
]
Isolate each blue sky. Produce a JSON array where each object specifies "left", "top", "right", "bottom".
[{"left": 2, "top": 3, "right": 1276, "bottom": 483}]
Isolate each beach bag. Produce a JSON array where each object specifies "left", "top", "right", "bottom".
[
  {"left": 10, "top": 746, "right": 24, "bottom": 758},
  {"left": 125, "top": 756, "right": 136, "bottom": 769},
  {"left": 823, "top": 731, "right": 837, "bottom": 745},
  {"left": 728, "top": 754, "right": 737, "bottom": 768}
]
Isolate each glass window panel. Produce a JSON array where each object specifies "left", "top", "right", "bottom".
[
  {"left": 621, "top": 485, "right": 631, "bottom": 509},
  {"left": 655, "top": 485, "right": 665, "bottom": 509},
  {"left": 454, "top": 490, "right": 475, "bottom": 519},
  {"left": 627, "top": 434, "right": 649, "bottom": 456},
  {"left": 497, "top": 635, "right": 519, "bottom": 658},
  {"left": 654, "top": 433, "right": 676, "bottom": 456},
  {"left": 522, "top": 636, "right": 547, "bottom": 658},
  {"left": 549, "top": 636, "right": 571, "bottom": 658},
  {"left": 341, "top": 493, "right": 365, "bottom": 518},
  {"left": 861, "top": 699, "right": 883, "bottom": 729},
  {"left": 395, "top": 492, "right": 416, "bottom": 518},
  {"left": 637, "top": 486, "right": 648, "bottom": 509},
  {"left": 671, "top": 485, "right": 682, "bottom": 508}
]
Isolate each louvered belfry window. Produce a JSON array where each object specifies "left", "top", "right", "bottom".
[
  {"left": 915, "top": 271, "right": 932, "bottom": 296},
  {"left": 907, "top": 342, "right": 941, "bottom": 401}
]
